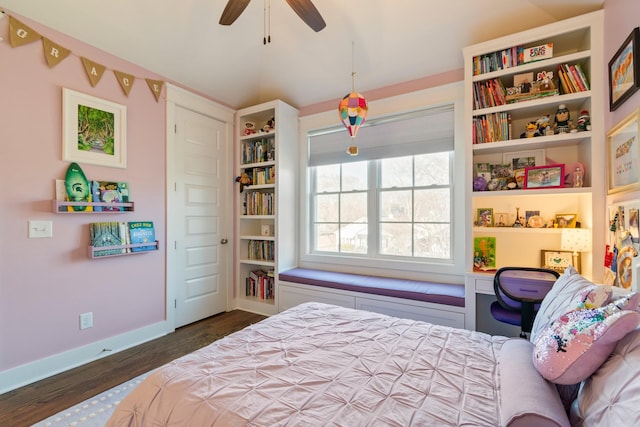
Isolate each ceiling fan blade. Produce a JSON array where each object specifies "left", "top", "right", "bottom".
[
  {"left": 219, "top": 0, "right": 251, "bottom": 26},
  {"left": 285, "top": 0, "right": 326, "bottom": 32}
]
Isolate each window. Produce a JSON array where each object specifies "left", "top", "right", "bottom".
[{"left": 308, "top": 106, "right": 454, "bottom": 263}]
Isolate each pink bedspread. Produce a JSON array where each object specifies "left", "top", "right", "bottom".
[{"left": 106, "top": 302, "right": 507, "bottom": 426}]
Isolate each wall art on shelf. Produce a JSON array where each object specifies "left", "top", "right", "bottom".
[
  {"left": 609, "top": 27, "right": 640, "bottom": 111},
  {"left": 473, "top": 236, "right": 496, "bottom": 272},
  {"left": 541, "top": 250, "right": 575, "bottom": 273},
  {"left": 63, "top": 88, "right": 127, "bottom": 168},
  {"left": 607, "top": 108, "right": 640, "bottom": 194},
  {"left": 503, "top": 149, "right": 545, "bottom": 171},
  {"left": 523, "top": 164, "right": 564, "bottom": 189},
  {"left": 555, "top": 213, "right": 577, "bottom": 228},
  {"left": 476, "top": 208, "right": 494, "bottom": 227}
]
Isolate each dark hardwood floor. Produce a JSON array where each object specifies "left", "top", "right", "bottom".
[{"left": 0, "top": 309, "right": 266, "bottom": 426}]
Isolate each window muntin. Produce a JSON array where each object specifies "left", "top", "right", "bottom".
[{"left": 312, "top": 151, "right": 452, "bottom": 260}]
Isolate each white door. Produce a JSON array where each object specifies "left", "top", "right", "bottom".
[{"left": 170, "top": 104, "right": 230, "bottom": 327}]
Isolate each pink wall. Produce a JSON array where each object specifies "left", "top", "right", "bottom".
[
  {"left": 0, "top": 12, "right": 166, "bottom": 370},
  {"left": 604, "top": 0, "right": 640, "bottom": 129}
]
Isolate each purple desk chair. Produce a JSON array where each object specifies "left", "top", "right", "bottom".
[{"left": 490, "top": 267, "right": 560, "bottom": 338}]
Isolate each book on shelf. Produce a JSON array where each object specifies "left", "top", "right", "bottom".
[
  {"left": 245, "top": 269, "right": 275, "bottom": 299},
  {"left": 90, "top": 222, "right": 128, "bottom": 256},
  {"left": 128, "top": 221, "right": 156, "bottom": 252},
  {"left": 241, "top": 138, "right": 275, "bottom": 164},
  {"left": 557, "top": 64, "right": 590, "bottom": 94},
  {"left": 247, "top": 239, "right": 274, "bottom": 261},
  {"left": 473, "top": 112, "right": 511, "bottom": 144},
  {"left": 90, "top": 181, "right": 130, "bottom": 212},
  {"left": 89, "top": 221, "right": 155, "bottom": 256},
  {"left": 472, "top": 42, "right": 553, "bottom": 75},
  {"left": 473, "top": 236, "right": 496, "bottom": 272}
]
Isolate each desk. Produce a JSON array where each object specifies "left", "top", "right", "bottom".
[{"left": 464, "top": 272, "right": 495, "bottom": 330}]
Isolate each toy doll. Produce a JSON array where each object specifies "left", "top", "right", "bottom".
[{"left": 553, "top": 104, "right": 574, "bottom": 134}]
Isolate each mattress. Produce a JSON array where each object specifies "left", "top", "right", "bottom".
[{"left": 106, "top": 302, "right": 508, "bottom": 426}]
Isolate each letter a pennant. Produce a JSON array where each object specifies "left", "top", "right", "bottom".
[
  {"left": 42, "top": 37, "right": 71, "bottom": 68},
  {"left": 9, "top": 16, "right": 41, "bottom": 47},
  {"left": 81, "top": 57, "right": 106, "bottom": 87},
  {"left": 114, "top": 70, "right": 136, "bottom": 96}
]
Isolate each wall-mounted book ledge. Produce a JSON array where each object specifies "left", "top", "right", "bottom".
[
  {"left": 87, "top": 241, "right": 159, "bottom": 259},
  {"left": 52, "top": 200, "right": 135, "bottom": 213}
]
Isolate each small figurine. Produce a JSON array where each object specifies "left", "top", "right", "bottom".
[
  {"left": 262, "top": 117, "right": 275, "bottom": 132},
  {"left": 553, "top": 104, "right": 575, "bottom": 134},
  {"left": 576, "top": 110, "right": 591, "bottom": 132},
  {"left": 235, "top": 173, "right": 252, "bottom": 192},
  {"left": 473, "top": 176, "right": 487, "bottom": 191},
  {"left": 535, "top": 114, "right": 553, "bottom": 136},
  {"left": 521, "top": 121, "right": 538, "bottom": 138},
  {"left": 243, "top": 121, "right": 256, "bottom": 136}
]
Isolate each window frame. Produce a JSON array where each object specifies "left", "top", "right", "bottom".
[{"left": 298, "top": 84, "right": 465, "bottom": 281}]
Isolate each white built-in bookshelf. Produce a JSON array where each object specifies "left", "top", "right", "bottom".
[
  {"left": 234, "top": 100, "right": 298, "bottom": 316},
  {"left": 463, "top": 11, "right": 605, "bottom": 331}
]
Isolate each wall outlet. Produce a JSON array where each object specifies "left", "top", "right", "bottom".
[{"left": 80, "top": 312, "right": 93, "bottom": 330}]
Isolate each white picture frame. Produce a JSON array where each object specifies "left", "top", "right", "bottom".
[
  {"left": 607, "top": 108, "right": 639, "bottom": 194},
  {"left": 502, "top": 149, "right": 545, "bottom": 171},
  {"left": 63, "top": 88, "right": 127, "bottom": 168}
]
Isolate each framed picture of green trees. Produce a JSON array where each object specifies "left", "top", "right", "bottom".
[{"left": 62, "top": 88, "right": 127, "bottom": 168}]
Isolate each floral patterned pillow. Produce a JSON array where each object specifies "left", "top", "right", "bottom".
[{"left": 533, "top": 293, "right": 640, "bottom": 385}]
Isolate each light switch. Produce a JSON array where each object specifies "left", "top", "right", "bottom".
[{"left": 28, "top": 220, "right": 53, "bottom": 238}]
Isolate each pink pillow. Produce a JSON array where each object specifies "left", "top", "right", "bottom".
[{"left": 533, "top": 293, "right": 640, "bottom": 385}]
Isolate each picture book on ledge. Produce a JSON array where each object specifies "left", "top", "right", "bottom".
[
  {"left": 473, "top": 236, "right": 497, "bottom": 272},
  {"left": 89, "top": 221, "right": 156, "bottom": 256},
  {"left": 128, "top": 221, "right": 156, "bottom": 252}
]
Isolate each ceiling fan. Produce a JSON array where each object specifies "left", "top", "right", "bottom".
[{"left": 219, "top": 0, "right": 326, "bottom": 32}]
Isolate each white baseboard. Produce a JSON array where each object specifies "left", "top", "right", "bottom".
[{"left": 0, "top": 320, "right": 172, "bottom": 395}]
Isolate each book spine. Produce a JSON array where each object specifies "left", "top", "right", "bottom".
[
  {"left": 574, "top": 63, "right": 590, "bottom": 90},
  {"left": 569, "top": 65, "right": 587, "bottom": 91}
]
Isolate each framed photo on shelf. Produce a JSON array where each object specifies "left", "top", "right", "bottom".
[
  {"left": 609, "top": 27, "right": 640, "bottom": 111},
  {"left": 503, "top": 149, "right": 545, "bottom": 171},
  {"left": 476, "top": 208, "right": 494, "bottom": 227},
  {"left": 555, "top": 213, "right": 577, "bottom": 228},
  {"left": 541, "top": 249, "right": 576, "bottom": 273},
  {"left": 62, "top": 88, "right": 127, "bottom": 168},
  {"left": 523, "top": 164, "right": 565, "bottom": 189},
  {"left": 607, "top": 108, "right": 640, "bottom": 194}
]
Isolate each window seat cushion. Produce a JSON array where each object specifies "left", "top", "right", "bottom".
[{"left": 278, "top": 268, "right": 465, "bottom": 307}]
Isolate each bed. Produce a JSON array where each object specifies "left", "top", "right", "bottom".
[{"left": 106, "top": 267, "right": 640, "bottom": 427}]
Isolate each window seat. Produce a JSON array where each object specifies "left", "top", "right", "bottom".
[{"left": 278, "top": 268, "right": 465, "bottom": 308}]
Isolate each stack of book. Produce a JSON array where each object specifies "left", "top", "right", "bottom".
[
  {"left": 245, "top": 269, "right": 275, "bottom": 299},
  {"left": 557, "top": 63, "right": 590, "bottom": 94}
]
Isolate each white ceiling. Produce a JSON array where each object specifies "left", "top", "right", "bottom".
[{"left": 1, "top": 0, "right": 604, "bottom": 110}]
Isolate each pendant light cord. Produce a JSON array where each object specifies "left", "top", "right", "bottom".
[
  {"left": 263, "top": 0, "right": 271, "bottom": 44},
  {"left": 351, "top": 41, "right": 355, "bottom": 92}
]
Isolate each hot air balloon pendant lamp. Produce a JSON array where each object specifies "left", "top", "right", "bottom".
[{"left": 338, "top": 43, "right": 368, "bottom": 156}]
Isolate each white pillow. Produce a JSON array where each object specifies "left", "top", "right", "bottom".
[{"left": 570, "top": 327, "right": 640, "bottom": 425}]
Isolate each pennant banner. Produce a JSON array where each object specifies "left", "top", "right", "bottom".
[
  {"left": 81, "top": 57, "right": 106, "bottom": 87},
  {"left": 114, "top": 70, "right": 135, "bottom": 96},
  {"left": 146, "top": 78, "right": 164, "bottom": 102},
  {"left": 9, "top": 16, "right": 41, "bottom": 47},
  {"left": 42, "top": 37, "right": 71, "bottom": 68},
  {"left": 4, "top": 13, "right": 164, "bottom": 99}
]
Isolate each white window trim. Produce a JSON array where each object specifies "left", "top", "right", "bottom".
[{"left": 298, "top": 82, "right": 465, "bottom": 284}]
